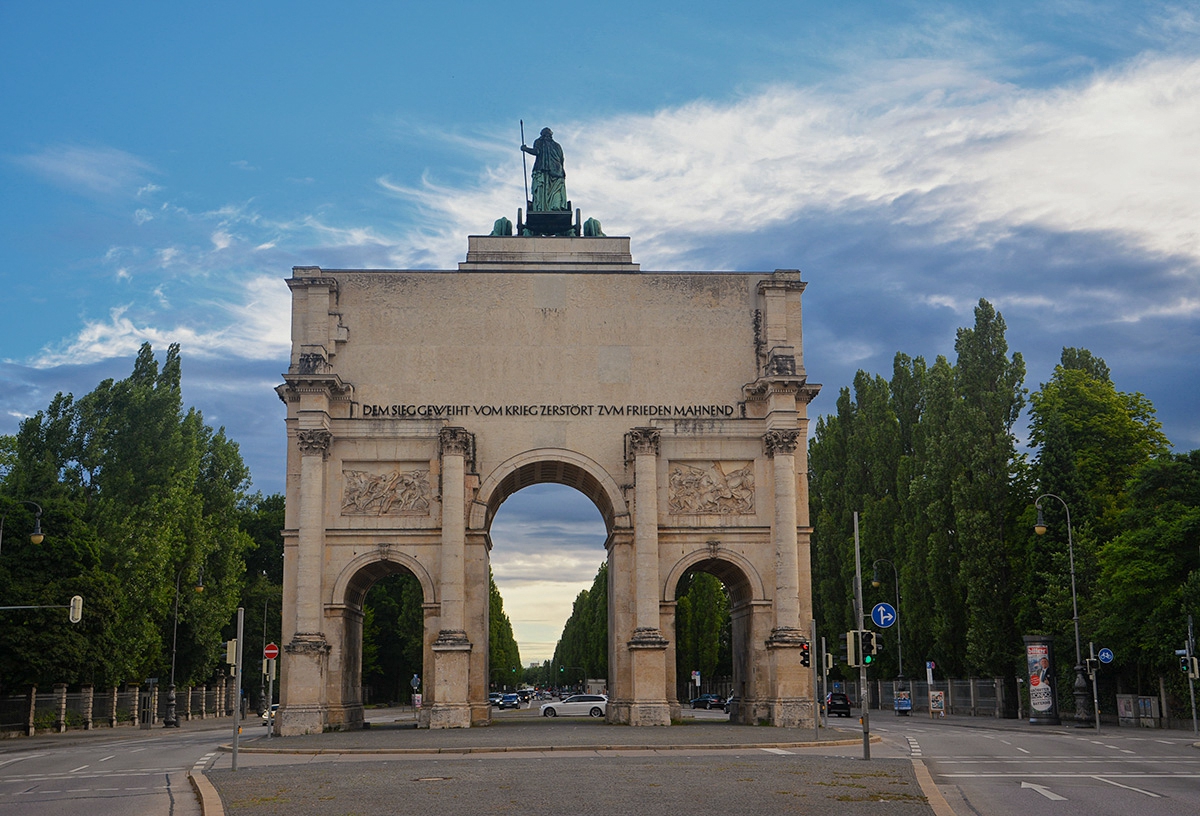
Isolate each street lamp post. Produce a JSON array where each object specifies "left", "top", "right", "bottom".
[
  {"left": 1034, "top": 493, "right": 1090, "bottom": 726},
  {"left": 0, "top": 500, "right": 45, "bottom": 556},
  {"left": 164, "top": 569, "right": 204, "bottom": 728},
  {"left": 871, "top": 558, "right": 903, "bottom": 684}
]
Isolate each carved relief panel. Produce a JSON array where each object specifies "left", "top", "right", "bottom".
[
  {"left": 341, "top": 464, "right": 432, "bottom": 516},
  {"left": 667, "top": 461, "right": 755, "bottom": 515}
]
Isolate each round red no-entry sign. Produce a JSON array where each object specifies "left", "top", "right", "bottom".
[{"left": 264, "top": 643, "right": 280, "bottom": 660}]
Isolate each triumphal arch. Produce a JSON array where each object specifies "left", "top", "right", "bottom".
[{"left": 275, "top": 230, "right": 821, "bottom": 733}]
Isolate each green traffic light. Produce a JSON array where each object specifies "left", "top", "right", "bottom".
[{"left": 863, "top": 655, "right": 873, "bottom": 665}]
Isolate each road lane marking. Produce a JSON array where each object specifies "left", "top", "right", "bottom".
[
  {"left": 761, "top": 748, "right": 793, "bottom": 755},
  {"left": 0, "top": 754, "right": 44, "bottom": 767},
  {"left": 1094, "top": 776, "right": 1161, "bottom": 797},
  {"left": 69, "top": 765, "right": 89, "bottom": 773},
  {"left": 1015, "top": 747, "right": 1030, "bottom": 754},
  {"left": 1021, "top": 781, "right": 1066, "bottom": 800},
  {"left": 99, "top": 755, "right": 115, "bottom": 762}
]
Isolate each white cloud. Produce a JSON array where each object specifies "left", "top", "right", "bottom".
[
  {"left": 12, "top": 145, "right": 156, "bottom": 196},
  {"left": 212, "top": 230, "right": 233, "bottom": 250},
  {"left": 29, "top": 275, "right": 291, "bottom": 369},
  {"left": 134, "top": 208, "right": 153, "bottom": 225},
  {"left": 389, "top": 55, "right": 1200, "bottom": 281}
]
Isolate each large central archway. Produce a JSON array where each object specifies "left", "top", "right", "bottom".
[{"left": 275, "top": 236, "right": 820, "bottom": 733}]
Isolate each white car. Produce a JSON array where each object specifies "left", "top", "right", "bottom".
[{"left": 539, "top": 694, "right": 607, "bottom": 718}]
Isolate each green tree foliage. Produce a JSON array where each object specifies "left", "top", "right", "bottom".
[
  {"left": 1091, "top": 451, "right": 1200, "bottom": 694},
  {"left": 233, "top": 493, "right": 285, "bottom": 708},
  {"left": 489, "top": 570, "right": 522, "bottom": 682},
  {"left": 811, "top": 300, "right": 1026, "bottom": 682},
  {"left": 674, "top": 571, "right": 731, "bottom": 688},
  {"left": 0, "top": 343, "right": 253, "bottom": 690},
  {"left": 554, "top": 562, "right": 608, "bottom": 684},
  {"left": 361, "top": 570, "right": 425, "bottom": 703}
]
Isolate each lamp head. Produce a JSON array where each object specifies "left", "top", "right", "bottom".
[
  {"left": 1034, "top": 506, "right": 1048, "bottom": 536},
  {"left": 29, "top": 512, "right": 44, "bottom": 545}
]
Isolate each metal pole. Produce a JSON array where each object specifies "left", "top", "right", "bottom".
[
  {"left": 266, "top": 658, "right": 275, "bottom": 740},
  {"left": 854, "top": 512, "right": 869, "bottom": 760},
  {"left": 1036, "top": 494, "right": 1090, "bottom": 725},
  {"left": 520, "top": 120, "right": 529, "bottom": 206},
  {"left": 232, "top": 607, "right": 244, "bottom": 771},
  {"left": 1090, "top": 642, "right": 1100, "bottom": 732},
  {"left": 165, "top": 572, "right": 181, "bottom": 727},
  {"left": 820, "top": 636, "right": 829, "bottom": 729},
  {"left": 811, "top": 618, "right": 819, "bottom": 742},
  {"left": 1189, "top": 615, "right": 1198, "bottom": 736}
]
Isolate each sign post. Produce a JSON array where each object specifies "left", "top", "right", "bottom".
[{"left": 263, "top": 642, "right": 278, "bottom": 739}]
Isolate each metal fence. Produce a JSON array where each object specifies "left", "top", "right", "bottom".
[{"left": 0, "top": 681, "right": 238, "bottom": 736}]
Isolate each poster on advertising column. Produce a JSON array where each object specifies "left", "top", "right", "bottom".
[{"left": 1023, "top": 635, "right": 1061, "bottom": 725}]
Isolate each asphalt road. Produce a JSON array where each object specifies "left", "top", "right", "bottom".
[
  {"left": 878, "top": 718, "right": 1200, "bottom": 816},
  {"left": 0, "top": 719, "right": 236, "bottom": 816}
]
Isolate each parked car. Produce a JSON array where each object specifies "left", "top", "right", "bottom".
[
  {"left": 825, "top": 692, "right": 852, "bottom": 717},
  {"left": 497, "top": 693, "right": 522, "bottom": 710},
  {"left": 540, "top": 694, "right": 607, "bottom": 718},
  {"left": 689, "top": 694, "right": 724, "bottom": 710}
]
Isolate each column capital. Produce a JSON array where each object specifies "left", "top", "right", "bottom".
[
  {"left": 627, "top": 427, "right": 661, "bottom": 457},
  {"left": 763, "top": 429, "right": 800, "bottom": 457},
  {"left": 296, "top": 429, "right": 333, "bottom": 457},
  {"left": 439, "top": 427, "right": 475, "bottom": 460}
]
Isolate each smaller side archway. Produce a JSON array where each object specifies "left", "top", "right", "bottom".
[
  {"left": 662, "top": 547, "right": 771, "bottom": 723},
  {"left": 324, "top": 550, "right": 439, "bottom": 730}
]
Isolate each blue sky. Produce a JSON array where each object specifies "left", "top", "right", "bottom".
[{"left": 3, "top": 2, "right": 1198, "bottom": 662}]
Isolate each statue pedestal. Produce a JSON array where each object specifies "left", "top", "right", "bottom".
[{"left": 521, "top": 207, "right": 577, "bottom": 236}]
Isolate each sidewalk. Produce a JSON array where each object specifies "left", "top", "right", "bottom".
[{"left": 199, "top": 715, "right": 932, "bottom": 816}]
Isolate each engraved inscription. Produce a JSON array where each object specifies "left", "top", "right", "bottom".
[
  {"left": 668, "top": 461, "right": 755, "bottom": 515},
  {"left": 342, "top": 467, "right": 432, "bottom": 516}
]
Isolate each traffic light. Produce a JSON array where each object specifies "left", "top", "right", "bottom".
[
  {"left": 1085, "top": 658, "right": 1098, "bottom": 678},
  {"left": 846, "top": 630, "right": 861, "bottom": 667},
  {"left": 800, "top": 641, "right": 811, "bottom": 668},
  {"left": 824, "top": 652, "right": 834, "bottom": 673},
  {"left": 68, "top": 595, "right": 83, "bottom": 624},
  {"left": 1183, "top": 656, "right": 1191, "bottom": 674},
  {"left": 861, "top": 630, "right": 876, "bottom": 665},
  {"left": 1191, "top": 657, "right": 1200, "bottom": 680}
]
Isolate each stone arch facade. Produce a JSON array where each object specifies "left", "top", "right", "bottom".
[{"left": 275, "top": 235, "right": 821, "bottom": 734}]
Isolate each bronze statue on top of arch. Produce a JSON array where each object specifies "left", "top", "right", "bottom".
[{"left": 490, "top": 124, "right": 606, "bottom": 238}]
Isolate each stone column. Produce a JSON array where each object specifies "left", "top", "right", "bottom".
[
  {"left": 25, "top": 685, "right": 36, "bottom": 737},
  {"left": 762, "top": 428, "right": 810, "bottom": 727},
  {"left": 280, "top": 427, "right": 333, "bottom": 735},
  {"left": 82, "top": 685, "right": 93, "bottom": 730},
  {"left": 430, "top": 427, "right": 473, "bottom": 729},
  {"left": 624, "top": 428, "right": 669, "bottom": 726},
  {"left": 764, "top": 429, "right": 802, "bottom": 636}
]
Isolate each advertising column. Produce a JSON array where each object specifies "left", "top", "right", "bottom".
[{"left": 1024, "top": 635, "right": 1061, "bottom": 725}]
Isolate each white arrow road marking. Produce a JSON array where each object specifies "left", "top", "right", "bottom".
[
  {"left": 1093, "top": 777, "right": 1161, "bottom": 797},
  {"left": 1021, "top": 781, "right": 1067, "bottom": 801}
]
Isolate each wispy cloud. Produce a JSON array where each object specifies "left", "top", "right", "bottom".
[{"left": 12, "top": 145, "right": 156, "bottom": 197}]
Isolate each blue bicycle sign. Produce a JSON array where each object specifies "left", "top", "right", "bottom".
[{"left": 1098, "top": 648, "right": 1114, "bottom": 664}]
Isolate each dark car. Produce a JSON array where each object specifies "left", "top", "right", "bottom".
[
  {"left": 689, "top": 694, "right": 724, "bottom": 710},
  {"left": 497, "top": 693, "right": 522, "bottom": 710},
  {"left": 825, "top": 692, "right": 852, "bottom": 717}
]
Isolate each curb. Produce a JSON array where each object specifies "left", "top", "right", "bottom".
[
  {"left": 189, "top": 770, "right": 224, "bottom": 816},
  {"left": 910, "top": 758, "right": 958, "bottom": 816},
  {"left": 216, "top": 735, "right": 877, "bottom": 756}
]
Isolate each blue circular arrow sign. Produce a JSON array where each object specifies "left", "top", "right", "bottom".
[
  {"left": 871, "top": 602, "right": 897, "bottom": 628},
  {"left": 1098, "top": 648, "right": 1114, "bottom": 664}
]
